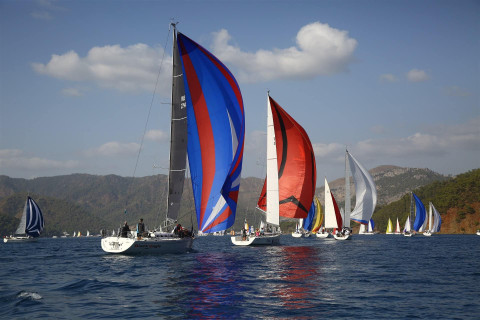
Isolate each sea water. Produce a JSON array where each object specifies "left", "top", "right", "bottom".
[{"left": 1, "top": 234, "right": 479, "bottom": 319}]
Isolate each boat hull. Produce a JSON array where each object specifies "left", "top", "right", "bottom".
[
  {"left": 291, "top": 232, "right": 303, "bottom": 238},
  {"left": 231, "top": 234, "right": 280, "bottom": 246},
  {"left": 101, "top": 236, "right": 193, "bottom": 254},
  {"left": 3, "top": 236, "right": 37, "bottom": 243},
  {"left": 333, "top": 234, "right": 351, "bottom": 240},
  {"left": 316, "top": 232, "right": 330, "bottom": 238}
]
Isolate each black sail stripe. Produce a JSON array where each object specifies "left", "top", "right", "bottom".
[{"left": 279, "top": 196, "right": 309, "bottom": 213}]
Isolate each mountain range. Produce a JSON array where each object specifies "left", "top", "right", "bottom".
[{"left": 1, "top": 166, "right": 478, "bottom": 236}]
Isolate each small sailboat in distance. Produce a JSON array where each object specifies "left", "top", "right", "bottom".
[
  {"left": 102, "top": 23, "right": 245, "bottom": 254},
  {"left": 386, "top": 218, "right": 394, "bottom": 234},
  {"left": 4, "top": 196, "right": 45, "bottom": 243},
  {"left": 423, "top": 202, "right": 441, "bottom": 236}
]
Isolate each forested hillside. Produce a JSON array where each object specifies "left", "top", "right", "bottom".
[{"left": 372, "top": 169, "right": 480, "bottom": 234}]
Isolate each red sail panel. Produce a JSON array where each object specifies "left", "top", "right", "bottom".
[
  {"left": 257, "top": 96, "right": 316, "bottom": 219},
  {"left": 331, "top": 191, "right": 343, "bottom": 229}
]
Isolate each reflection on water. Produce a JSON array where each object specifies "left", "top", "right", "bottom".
[{"left": 271, "top": 246, "right": 322, "bottom": 310}]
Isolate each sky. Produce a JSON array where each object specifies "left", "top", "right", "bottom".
[{"left": 0, "top": 0, "right": 479, "bottom": 184}]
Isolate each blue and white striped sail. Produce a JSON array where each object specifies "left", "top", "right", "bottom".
[
  {"left": 15, "top": 196, "right": 45, "bottom": 237},
  {"left": 347, "top": 151, "right": 377, "bottom": 225},
  {"left": 430, "top": 202, "right": 442, "bottom": 233}
]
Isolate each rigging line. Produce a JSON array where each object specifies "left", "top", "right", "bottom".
[{"left": 124, "top": 24, "right": 173, "bottom": 213}]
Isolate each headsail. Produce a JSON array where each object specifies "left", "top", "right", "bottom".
[
  {"left": 412, "top": 193, "right": 426, "bottom": 231},
  {"left": 15, "top": 196, "right": 44, "bottom": 237},
  {"left": 257, "top": 96, "right": 316, "bottom": 219},
  {"left": 431, "top": 202, "right": 442, "bottom": 233},
  {"left": 386, "top": 218, "right": 393, "bottom": 233},
  {"left": 177, "top": 32, "right": 245, "bottom": 233},
  {"left": 311, "top": 197, "right": 323, "bottom": 232},
  {"left": 303, "top": 201, "right": 316, "bottom": 231},
  {"left": 347, "top": 151, "right": 377, "bottom": 225}
]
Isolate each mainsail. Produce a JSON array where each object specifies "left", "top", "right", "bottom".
[
  {"left": 257, "top": 96, "right": 316, "bottom": 221},
  {"left": 324, "top": 178, "right": 343, "bottom": 229},
  {"left": 347, "top": 151, "right": 377, "bottom": 225},
  {"left": 167, "top": 31, "right": 188, "bottom": 222},
  {"left": 15, "top": 196, "right": 44, "bottom": 237},
  {"left": 177, "top": 32, "right": 245, "bottom": 233}
]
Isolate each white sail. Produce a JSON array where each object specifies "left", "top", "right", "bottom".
[
  {"left": 14, "top": 198, "right": 29, "bottom": 235},
  {"left": 324, "top": 178, "right": 338, "bottom": 229},
  {"left": 359, "top": 224, "right": 366, "bottom": 234},
  {"left": 344, "top": 151, "right": 351, "bottom": 226},
  {"left": 367, "top": 220, "right": 373, "bottom": 233},
  {"left": 347, "top": 151, "right": 377, "bottom": 224},
  {"left": 395, "top": 218, "right": 401, "bottom": 233},
  {"left": 404, "top": 216, "right": 411, "bottom": 233},
  {"left": 266, "top": 95, "right": 280, "bottom": 226}
]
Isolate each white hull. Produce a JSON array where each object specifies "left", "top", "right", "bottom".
[
  {"left": 403, "top": 232, "right": 413, "bottom": 237},
  {"left": 231, "top": 234, "right": 280, "bottom": 246},
  {"left": 386, "top": 232, "right": 394, "bottom": 235},
  {"left": 334, "top": 234, "right": 351, "bottom": 240},
  {"left": 359, "top": 232, "right": 374, "bottom": 235},
  {"left": 477, "top": 231, "right": 480, "bottom": 236},
  {"left": 316, "top": 232, "right": 330, "bottom": 238},
  {"left": 3, "top": 236, "right": 37, "bottom": 243},
  {"left": 291, "top": 232, "right": 303, "bottom": 238},
  {"left": 101, "top": 236, "right": 193, "bottom": 254}
]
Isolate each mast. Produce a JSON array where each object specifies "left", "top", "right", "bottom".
[
  {"left": 409, "top": 192, "right": 414, "bottom": 232},
  {"left": 266, "top": 92, "right": 280, "bottom": 226},
  {"left": 344, "top": 148, "right": 351, "bottom": 228},
  {"left": 166, "top": 23, "right": 188, "bottom": 225}
]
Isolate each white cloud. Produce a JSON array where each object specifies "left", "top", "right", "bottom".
[
  {"left": 444, "top": 85, "right": 471, "bottom": 97},
  {"left": 84, "top": 141, "right": 140, "bottom": 157},
  {"left": 370, "top": 125, "right": 387, "bottom": 134},
  {"left": 61, "top": 87, "right": 82, "bottom": 96},
  {"left": 32, "top": 44, "right": 171, "bottom": 95},
  {"left": 379, "top": 73, "right": 397, "bottom": 82},
  {"left": 211, "top": 22, "right": 358, "bottom": 83},
  {"left": 317, "top": 118, "right": 480, "bottom": 161},
  {"left": 31, "top": 11, "right": 52, "bottom": 20},
  {"left": 145, "top": 129, "right": 168, "bottom": 142},
  {"left": 0, "top": 149, "right": 78, "bottom": 170},
  {"left": 406, "top": 69, "right": 429, "bottom": 82}
]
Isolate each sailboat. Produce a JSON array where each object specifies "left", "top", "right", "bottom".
[
  {"left": 403, "top": 192, "right": 426, "bottom": 237},
  {"left": 359, "top": 218, "right": 375, "bottom": 235},
  {"left": 324, "top": 178, "right": 345, "bottom": 239},
  {"left": 231, "top": 94, "right": 316, "bottom": 246},
  {"left": 292, "top": 219, "right": 304, "bottom": 238},
  {"left": 4, "top": 196, "right": 45, "bottom": 243},
  {"left": 345, "top": 150, "right": 377, "bottom": 239},
  {"left": 386, "top": 218, "right": 394, "bottom": 234},
  {"left": 423, "top": 202, "right": 441, "bottom": 236},
  {"left": 394, "top": 217, "right": 402, "bottom": 235},
  {"left": 310, "top": 197, "right": 328, "bottom": 238},
  {"left": 102, "top": 24, "right": 245, "bottom": 254},
  {"left": 302, "top": 202, "right": 316, "bottom": 238},
  {"left": 403, "top": 215, "right": 412, "bottom": 237}
]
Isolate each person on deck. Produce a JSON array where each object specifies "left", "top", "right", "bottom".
[
  {"left": 121, "top": 221, "right": 130, "bottom": 238},
  {"left": 137, "top": 218, "right": 145, "bottom": 239}
]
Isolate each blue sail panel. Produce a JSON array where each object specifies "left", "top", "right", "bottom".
[
  {"left": 177, "top": 33, "right": 245, "bottom": 233},
  {"left": 412, "top": 193, "right": 426, "bottom": 231},
  {"left": 25, "top": 196, "right": 45, "bottom": 237},
  {"left": 302, "top": 201, "right": 316, "bottom": 231}
]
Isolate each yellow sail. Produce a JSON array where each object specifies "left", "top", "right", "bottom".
[
  {"left": 312, "top": 197, "right": 323, "bottom": 232},
  {"left": 386, "top": 218, "right": 393, "bottom": 234}
]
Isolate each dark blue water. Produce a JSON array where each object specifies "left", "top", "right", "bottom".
[{"left": 1, "top": 235, "right": 479, "bottom": 319}]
